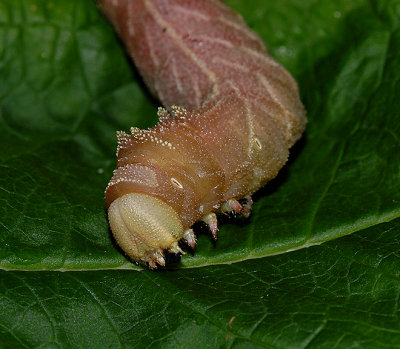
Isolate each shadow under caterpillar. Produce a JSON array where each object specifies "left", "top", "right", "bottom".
[{"left": 99, "top": 0, "right": 307, "bottom": 268}]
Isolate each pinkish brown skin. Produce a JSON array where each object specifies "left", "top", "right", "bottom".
[{"left": 100, "top": 0, "right": 307, "bottom": 268}]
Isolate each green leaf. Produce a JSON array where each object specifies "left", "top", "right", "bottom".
[{"left": 0, "top": 0, "right": 399, "bottom": 347}]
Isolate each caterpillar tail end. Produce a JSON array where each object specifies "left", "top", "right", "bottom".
[{"left": 108, "top": 193, "right": 184, "bottom": 268}]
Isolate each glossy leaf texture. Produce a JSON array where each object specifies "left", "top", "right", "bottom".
[{"left": 0, "top": 0, "right": 399, "bottom": 347}]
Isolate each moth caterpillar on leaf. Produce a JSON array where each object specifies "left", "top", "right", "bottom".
[{"left": 99, "top": 0, "right": 307, "bottom": 268}]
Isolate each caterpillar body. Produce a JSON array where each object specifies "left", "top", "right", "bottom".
[{"left": 99, "top": 0, "right": 307, "bottom": 268}]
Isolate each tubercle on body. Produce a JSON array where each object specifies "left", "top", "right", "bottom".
[{"left": 100, "top": 0, "right": 307, "bottom": 268}]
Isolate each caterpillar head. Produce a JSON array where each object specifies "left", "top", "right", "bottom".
[{"left": 108, "top": 193, "right": 184, "bottom": 268}]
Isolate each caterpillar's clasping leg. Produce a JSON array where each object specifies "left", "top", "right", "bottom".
[
  {"left": 220, "top": 199, "right": 243, "bottom": 215},
  {"left": 182, "top": 228, "right": 196, "bottom": 249},
  {"left": 242, "top": 196, "right": 253, "bottom": 218},
  {"left": 147, "top": 249, "right": 166, "bottom": 269},
  {"left": 201, "top": 212, "right": 218, "bottom": 240}
]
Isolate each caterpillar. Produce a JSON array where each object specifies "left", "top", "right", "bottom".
[{"left": 99, "top": 0, "right": 307, "bottom": 268}]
